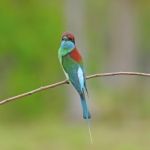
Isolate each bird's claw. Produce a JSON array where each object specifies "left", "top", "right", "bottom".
[{"left": 66, "top": 80, "right": 69, "bottom": 84}]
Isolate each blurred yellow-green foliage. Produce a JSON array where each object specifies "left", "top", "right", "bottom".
[
  {"left": 0, "top": 0, "right": 150, "bottom": 150},
  {"left": 0, "top": 0, "right": 65, "bottom": 120}
]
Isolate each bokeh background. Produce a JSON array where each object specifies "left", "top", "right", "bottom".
[{"left": 0, "top": 0, "right": 150, "bottom": 149}]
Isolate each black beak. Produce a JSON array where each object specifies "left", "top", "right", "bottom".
[{"left": 62, "top": 36, "right": 68, "bottom": 41}]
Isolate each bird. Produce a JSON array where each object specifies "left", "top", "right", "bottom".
[{"left": 58, "top": 32, "right": 91, "bottom": 119}]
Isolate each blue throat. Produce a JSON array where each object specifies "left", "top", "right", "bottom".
[{"left": 61, "top": 41, "right": 75, "bottom": 50}]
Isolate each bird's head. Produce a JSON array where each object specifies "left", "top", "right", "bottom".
[{"left": 60, "top": 32, "right": 75, "bottom": 51}]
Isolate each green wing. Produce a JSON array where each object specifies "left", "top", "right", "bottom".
[{"left": 62, "top": 54, "right": 86, "bottom": 94}]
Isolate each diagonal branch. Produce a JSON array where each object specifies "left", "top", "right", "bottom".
[{"left": 0, "top": 72, "right": 150, "bottom": 105}]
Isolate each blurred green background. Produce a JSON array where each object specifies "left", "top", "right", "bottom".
[{"left": 0, "top": 0, "right": 150, "bottom": 149}]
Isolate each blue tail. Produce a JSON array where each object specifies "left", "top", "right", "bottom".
[{"left": 80, "top": 93, "right": 91, "bottom": 119}]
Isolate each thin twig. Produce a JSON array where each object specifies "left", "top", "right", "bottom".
[
  {"left": 0, "top": 72, "right": 150, "bottom": 105},
  {"left": 86, "top": 72, "right": 150, "bottom": 79}
]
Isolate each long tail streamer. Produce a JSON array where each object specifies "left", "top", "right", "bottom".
[{"left": 86, "top": 119, "right": 93, "bottom": 144}]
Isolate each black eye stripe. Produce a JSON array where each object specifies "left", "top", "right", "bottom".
[
  {"left": 68, "top": 37, "right": 73, "bottom": 41},
  {"left": 62, "top": 37, "right": 73, "bottom": 41},
  {"left": 62, "top": 37, "right": 67, "bottom": 40},
  {"left": 62, "top": 36, "right": 75, "bottom": 44}
]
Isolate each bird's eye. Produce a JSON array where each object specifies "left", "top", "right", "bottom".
[{"left": 68, "top": 37, "right": 72, "bottom": 41}]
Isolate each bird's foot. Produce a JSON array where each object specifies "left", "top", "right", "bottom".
[{"left": 65, "top": 80, "right": 69, "bottom": 84}]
